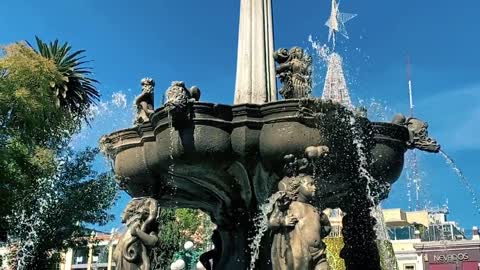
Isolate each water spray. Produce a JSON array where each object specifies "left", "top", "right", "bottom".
[
  {"left": 405, "top": 53, "right": 422, "bottom": 210},
  {"left": 406, "top": 54, "right": 414, "bottom": 117}
]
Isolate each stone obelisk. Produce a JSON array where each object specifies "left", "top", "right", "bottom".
[{"left": 234, "top": 0, "right": 277, "bottom": 104}]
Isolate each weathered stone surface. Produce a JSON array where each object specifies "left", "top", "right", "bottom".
[
  {"left": 392, "top": 114, "right": 440, "bottom": 153},
  {"left": 234, "top": 0, "right": 276, "bottom": 104},
  {"left": 101, "top": 98, "right": 422, "bottom": 269},
  {"left": 134, "top": 78, "right": 155, "bottom": 125},
  {"left": 113, "top": 197, "right": 160, "bottom": 270},
  {"left": 274, "top": 47, "right": 312, "bottom": 99},
  {"left": 268, "top": 150, "right": 331, "bottom": 270}
]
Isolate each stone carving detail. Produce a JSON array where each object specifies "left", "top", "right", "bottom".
[
  {"left": 113, "top": 197, "right": 160, "bottom": 270},
  {"left": 134, "top": 78, "right": 155, "bottom": 125},
  {"left": 164, "top": 81, "right": 201, "bottom": 127},
  {"left": 99, "top": 135, "right": 115, "bottom": 159},
  {"left": 268, "top": 146, "right": 331, "bottom": 270},
  {"left": 392, "top": 114, "right": 440, "bottom": 153},
  {"left": 274, "top": 47, "right": 312, "bottom": 99}
]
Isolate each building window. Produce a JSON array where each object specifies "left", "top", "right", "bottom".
[
  {"left": 93, "top": 246, "right": 109, "bottom": 263},
  {"left": 72, "top": 247, "right": 88, "bottom": 265},
  {"left": 404, "top": 264, "right": 415, "bottom": 270},
  {"left": 388, "top": 225, "right": 417, "bottom": 240}
]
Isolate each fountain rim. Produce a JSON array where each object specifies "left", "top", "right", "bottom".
[{"left": 100, "top": 99, "right": 410, "bottom": 154}]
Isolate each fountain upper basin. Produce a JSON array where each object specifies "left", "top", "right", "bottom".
[{"left": 101, "top": 99, "right": 409, "bottom": 218}]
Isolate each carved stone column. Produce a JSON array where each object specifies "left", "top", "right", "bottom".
[{"left": 234, "top": 0, "right": 277, "bottom": 104}]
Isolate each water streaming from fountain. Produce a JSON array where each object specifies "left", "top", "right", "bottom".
[
  {"left": 404, "top": 149, "right": 431, "bottom": 211},
  {"left": 5, "top": 91, "right": 132, "bottom": 269},
  {"left": 350, "top": 117, "right": 397, "bottom": 270},
  {"left": 439, "top": 150, "right": 480, "bottom": 213},
  {"left": 309, "top": 30, "right": 398, "bottom": 269},
  {"left": 356, "top": 98, "right": 394, "bottom": 122},
  {"left": 8, "top": 176, "right": 58, "bottom": 269},
  {"left": 248, "top": 192, "right": 283, "bottom": 270},
  {"left": 405, "top": 154, "right": 414, "bottom": 211},
  {"left": 167, "top": 112, "right": 177, "bottom": 203}
]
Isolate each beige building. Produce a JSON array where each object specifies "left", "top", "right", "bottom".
[
  {"left": 0, "top": 231, "right": 118, "bottom": 270},
  {"left": 59, "top": 232, "right": 118, "bottom": 270},
  {"left": 383, "top": 207, "right": 477, "bottom": 270},
  {"left": 383, "top": 208, "right": 425, "bottom": 270},
  {"left": 324, "top": 207, "right": 475, "bottom": 270}
]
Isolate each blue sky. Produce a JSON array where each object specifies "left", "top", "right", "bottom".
[{"left": 1, "top": 0, "right": 479, "bottom": 232}]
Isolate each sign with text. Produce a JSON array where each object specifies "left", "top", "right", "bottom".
[{"left": 433, "top": 253, "right": 469, "bottom": 263}]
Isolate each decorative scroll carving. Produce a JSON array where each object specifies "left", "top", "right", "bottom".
[
  {"left": 134, "top": 78, "right": 155, "bottom": 125},
  {"left": 392, "top": 114, "right": 440, "bottom": 153},
  {"left": 113, "top": 197, "right": 160, "bottom": 270},
  {"left": 274, "top": 47, "right": 312, "bottom": 99}
]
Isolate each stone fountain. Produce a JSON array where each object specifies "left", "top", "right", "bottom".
[{"left": 100, "top": 1, "right": 440, "bottom": 269}]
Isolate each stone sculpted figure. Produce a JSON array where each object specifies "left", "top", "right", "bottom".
[
  {"left": 392, "top": 114, "right": 440, "bottom": 153},
  {"left": 164, "top": 81, "right": 201, "bottom": 127},
  {"left": 164, "top": 81, "right": 200, "bottom": 108},
  {"left": 113, "top": 197, "right": 160, "bottom": 270},
  {"left": 268, "top": 174, "right": 331, "bottom": 270},
  {"left": 274, "top": 47, "right": 312, "bottom": 99},
  {"left": 134, "top": 78, "right": 155, "bottom": 125}
]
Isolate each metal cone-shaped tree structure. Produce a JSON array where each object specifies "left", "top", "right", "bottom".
[{"left": 322, "top": 52, "right": 352, "bottom": 108}]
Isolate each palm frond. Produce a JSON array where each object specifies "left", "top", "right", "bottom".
[{"left": 31, "top": 36, "right": 100, "bottom": 120}]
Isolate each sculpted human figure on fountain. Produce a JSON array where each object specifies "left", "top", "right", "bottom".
[
  {"left": 164, "top": 81, "right": 201, "bottom": 127},
  {"left": 274, "top": 46, "right": 312, "bottom": 99},
  {"left": 268, "top": 174, "right": 331, "bottom": 270},
  {"left": 113, "top": 197, "right": 160, "bottom": 270},
  {"left": 134, "top": 78, "right": 155, "bottom": 125}
]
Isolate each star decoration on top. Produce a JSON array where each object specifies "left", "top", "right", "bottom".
[{"left": 325, "top": 0, "right": 357, "bottom": 44}]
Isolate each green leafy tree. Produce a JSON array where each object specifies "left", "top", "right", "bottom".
[
  {"left": 0, "top": 42, "right": 77, "bottom": 145},
  {"left": 151, "top": 209, "right": 182, "bottom": 269},
  {"left": 0, "top": 41, "right": 116, "bottom": 269},
  {"left": 151, "top": 209, "right": 214, "bottom": 269},
  {"left": 0, "top": 42, "right": 75, "bottom": 238},
  {"left": 8, "top": 148, "right": 116, "bottom": 269},
  {"left": 176, "top": 209, "right": 214, "bottom": 249}
]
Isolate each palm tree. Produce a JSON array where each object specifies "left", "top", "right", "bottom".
[{"left": 29, "top": 36, "right": 99, "bottom": 119}]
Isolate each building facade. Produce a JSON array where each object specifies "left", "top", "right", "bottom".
[
  {"left": 60, "top": 232, "right": 118, "bottom": 270},
  {"left": 415, "top": 240, "right": 480, "bottom": 270},
  {"left": 383, "top": 207, "right": 479, "bottom": 270}
]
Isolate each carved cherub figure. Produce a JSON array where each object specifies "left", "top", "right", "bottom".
[
  {"left": 134, "top": 78, "right": 155, "bottom": 125},
  {"left": 113, "top": 197, "right": 160, "bottom": 270},
  {"left": 164, "top": 81, "right": 201, "bottom": 127},
  {"left": 269, "top": 175, "right": 331, "bottom": 270},
  {"left": 274, "top": 47, "right": 312, "bottom": 99},
  {"left": 164, "top": 81, "right": 200, "bottom": 108}
]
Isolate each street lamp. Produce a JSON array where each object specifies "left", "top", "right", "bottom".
[{"left": 170, "top": 259, "right": 186, "bottom": 270}]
